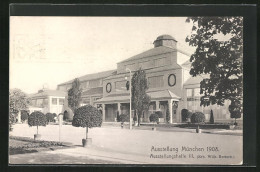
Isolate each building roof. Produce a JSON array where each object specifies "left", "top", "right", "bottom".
[
  {"left": 147, "top": 90, "right": 180, "bottom": 100},
  {"left": 58, "top": 69, "right": 117, "bottom": 86},
  {"left": 95, "top": 90, "right": 180, "bottom": 103},
  {"left": 82, "top": 87, "right": 103, "bottom": 96},
  {"left": 154, "top": 34, "right": 177, "bottom": 42},
  {"left": 184, "top": 75, "right": 209, "bottom": 86},
  {"left": 29, "top": 89, "right": 67, "bottom": 98},
  {"left": 119, "top": 46, "right": 190, "bottom": 63}
]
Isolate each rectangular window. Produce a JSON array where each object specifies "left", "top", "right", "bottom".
[
  {"left": 82, "top": 98, "right": 90, "bottom": 104},
  {"left": 154, "top": 57, "right": 166, "bottom": 67},
  {"left": 31, "top": 99, "right": 36, "bottom": 106},
  {"left": 59, "top": 98, "right": 64, "bottom": 105},
  {"left": 194, "top": 88, "right": 201, "bottom": 97},
  {"left": 36, "top": 99, "right": 43, "bottom": 107},
  {"left": 89, "top": 79, "right": 100, "bottom": 88},
  {"left": 115, "top": 80, "right": 127, "bottom": 92},
  {"left": 43, "top": 98, "right": 48, "bottom": 106},
  {"left": 186, "top": 89, "right": 193, "bottom": 97},
  {"left": 148, "top": 75, "right": 164, "bottom": 88},
  {"left": 52, "top": 98, "right": 57, "bottom": 105}
]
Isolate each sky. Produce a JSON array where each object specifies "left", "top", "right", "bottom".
[{"left": 10, "top": 17, "right": 195, "bottom": 94}]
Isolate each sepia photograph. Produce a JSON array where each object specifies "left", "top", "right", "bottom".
[{"left": 9, "top": 14, "right": 244, "bottom": 165}]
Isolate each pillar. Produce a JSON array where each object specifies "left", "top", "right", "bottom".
[
  {"left": 17, "top": 111, "right": 21, "bottom": 123},
  {"left": 102, "top": 104, "right": 105, "bottom": 122},
  {"left": 168, "top": 99, "right": 173, "bottom": 124},
  {"left": 117, "top": 103, "right": 121, "bottom": 115},
  {"left": 156, "top": 101, "right": 160, "bottom": 111}
]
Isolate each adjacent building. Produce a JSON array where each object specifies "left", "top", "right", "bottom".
[
  {"left": 57, "top": 35, "right": 233, "bottom": 123},
  {"left": 28, "top": 88, "right": 66, "bottom": 115}
]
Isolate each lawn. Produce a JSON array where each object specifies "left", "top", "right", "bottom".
[{"left": 9, "top": 136, "right": 69, "bottom": 155}]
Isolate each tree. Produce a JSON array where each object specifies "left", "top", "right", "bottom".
[
  {"left": 21, "top": 110, "right": 29, "bottom": 122},
  {"left": 68, "top": 78, "right": 82, "bottom": 113},
  {"left": 9, "top": 88, "right": 31, "bottom": 130},
  {"left": 210, "top": 109, "right": 214, "bottom": 124},
  {"left": 46, "top": 113, "right": 56, "bottom": 123},
  {"left": 131, "top": 68, "right": 151, "bottom": 126},
  {"left": 185, "top": 17, "right": 243, "bottom": 117},
  {"left": 28, "top": 111, "right": 47, "bottom": 135},
  {"left": 72, "top": 105, "right": 102, "bottom": 140},
  {"left": 149, "top": 113, "right": 159, "bottom": 130}
]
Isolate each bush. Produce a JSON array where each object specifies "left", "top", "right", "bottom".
[
  {"left": 209, "top": 110, "right": 214, "bottom": 124},
  {"left": 28, "top": 111, "right": 47, "bottom": 134},
  {"left": 119, "top": 114, "right": 128, "bottom": 124},
  {"left": 72, "top": 105, "right": 102, "bottom": 128},
  {"left": 149, "top": 113, "right": 159, "bottom": 123},
  {"left": 181, "top": 109, "right": 193, "bottom": 122},
  {"left": 46, "top": 113, "right": 55, "bottom": 123},
  {"left": 63, "top": 110, "right": 73, "bottom": 122},
  {"left": 116, "top": 111, "right": 120, "bottom": 122},
  {"left": 191, "top": 112, "right": 205, "bottom": 123},
  {"left": 21, "top": 110, "right": 29, "bottom": 122},
  {"left": 155, "top": 111, "right": 163, "bottom": 118}
]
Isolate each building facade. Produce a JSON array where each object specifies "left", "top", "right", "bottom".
[
  {"left": 57, "top": 35, "right": 233, "bottom": 123},
  {"left": 28, "top": 88, "right": 66, "bottom": 115}
]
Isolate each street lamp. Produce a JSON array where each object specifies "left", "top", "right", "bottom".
[{"left": 125, "top": 68, "right": 132, "bottom": 130}]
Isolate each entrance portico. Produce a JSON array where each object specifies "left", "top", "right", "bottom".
[{"left": 95, "top": 90, "right": 180, "bottom": 124}]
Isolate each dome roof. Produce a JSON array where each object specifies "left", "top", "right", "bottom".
[{"left": 155, "top": 34, "right": 177, "bottom": 41}]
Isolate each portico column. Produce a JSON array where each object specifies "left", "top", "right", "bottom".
[
  {"left": 102, "top": 104, "right": 105, "bottom": 122},
  {"left": 156, "top": 101, "right": 160, "bottom": 111},
  {"left": 168, "top": 99, "right": 173, "bottom": 124},
  {"left": 17, "top": 111, "right": 21, "bottom": 123},
  {"left": 117, "top": 103, "right": 121, "bottom": 115}
]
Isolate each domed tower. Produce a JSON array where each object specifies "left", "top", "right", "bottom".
[{"left": 153, "top": 34, "right": 177, "bottom": 49}]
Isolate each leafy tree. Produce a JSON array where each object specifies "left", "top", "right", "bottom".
[
  {"left": 72, "top": 105, "right": 102, "bottom": 140},
  {"left": 131, "top": 68, "right": 151, "bottom": 126},
  {"left": 209, "top": 109, "right": 214, "bottom": 124},
  {"left": 9, "top": 88, "right": 31, "bottom": 130},
  {"left": 68, "top": 78, "right": 82, "bottom": 113},
  {"left": 28, "top": 111, "right": 47, "bottom": 135},
  {"left": 46, "top": 113, "right": 56, "bottom": 123},
  {"left": 21, "top": 110, "right": 29, "bottom": 122},
  {"left": 229, "top": 102, "right": 241, "bottom": 125},
  {"left": 149, "top": 113, "right": 159, "bottom": 129},
  {"left": 185, "top": 17, "right": 243, "bottom": 118},
  {"left": 63, "top": 110, "right": 73, "bottom": 122}
]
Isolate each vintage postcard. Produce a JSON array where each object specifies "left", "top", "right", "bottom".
[{"left": 9, "top": 14, "right": 245, "bottom": 165}]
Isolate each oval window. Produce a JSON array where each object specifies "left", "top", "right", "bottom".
[
  {"left": 168, "top": 74, "right": 176, "bottom": 87},
  {"left": 106, "top": 83, "right": 112, "bottom": 93}
]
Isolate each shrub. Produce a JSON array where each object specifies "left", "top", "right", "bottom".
[
  {"left": 72, "top": 105, "right": 102, "bottom": 139},
  {"left": 181, "top": 109, "right": 193, "bottom": 122},
  {"left": 116, "top": 111, "right": 120, "bottom": 122},
  {"left": 28, "top": 111, "right": 47, "bottom": 134},
  {"left": 209, "top": 110, "right": 214, "bottom": 124},
  {"left": 72, "top": 105, "right": 102, "bottom": 128},
  {"left": 46, "top": 113, "right": 55, "bottom": 123},
  {"left": 155, "top": 111, "right": 163, "bottom": 118},
  {"left": 21, "top": 110, "right": 29, "bottom": 122},
  {"left": 191, "top": 112, "right": 205, "bottom": 123},
  {"left": 133, "top": 111, "right": 137, "bottom": 122},
  {"left": 119, "top": 114, "right": 128, "bottom": 124},
  {"left": 149, "top": 113, "right": 159, "bottom": 123},
  {"left": 63, "top": 110, "right": 73, "bottom": 122}
]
